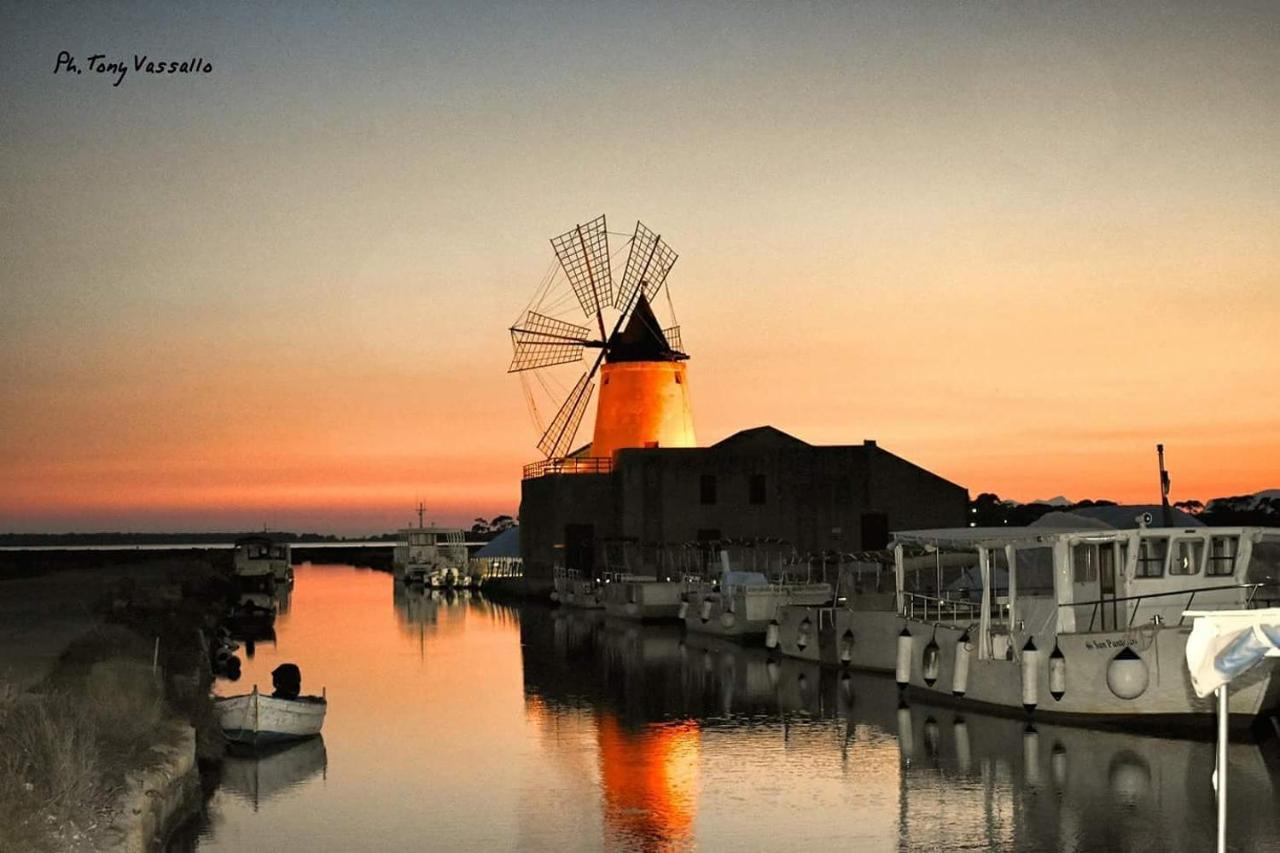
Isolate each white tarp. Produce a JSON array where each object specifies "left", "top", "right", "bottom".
[{"left": 1183, "top": 608, "right": 1280, "bottom": 698}]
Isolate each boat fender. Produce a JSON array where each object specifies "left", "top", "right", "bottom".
[
  {"left": 1048, "top": 643, "right": 1066, "bottom": 701},
  {"left": 839, "top": 629, "right": 855, "bottom": 665},
  {"left": 700, "top": 598, "right": 713, "bottom": 623},
  {"left": 678, "top": 599, "right": 689, "bottom": 620},
  {"left": 922, "top": 637, "right": 940, "bottom": 687},
  {"left": 625, "top": 602, "right": 640, "bottom": 617},
  {"left": 796, "top": 617, "right": 812, "bottom": 651},
  {"left": 1105, "top": 647, "right": 1149, "bottom": 700},
  {"left": 550, "top": 591, "right": 560, "bottom": 603},
  {"left": 766, "top": 659, "right": 780, "bottom": 688},
  {"left": 895, "top": 627, "right": 913, "bottom": 688},
  {"left": 720, "top": 611, "right": 737, "bottom": 630},
  {"left": 952, "top": 632, "right": 972, "bottom": 697},
  {"left": 765, "top": 619, "right": 780, "bottom": 649},
  {"left": 1020, "top": 638, "right": 1039, "bottom": 713}
]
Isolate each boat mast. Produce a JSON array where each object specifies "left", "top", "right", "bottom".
[{"left": 1156, "top": 444, "right": 1172, "bottom": 526}]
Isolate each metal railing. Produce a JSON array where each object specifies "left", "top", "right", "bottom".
[
  {"left": 1062, "top": 582, "right": 1278, "bottom": 632},
  {"left": 522, "top": 457, "right": 613, "bottom": 479},
  {"left": 900, "top": 591, "right": 984, "bottom": 624}
]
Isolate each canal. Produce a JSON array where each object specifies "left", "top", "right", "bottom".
[{"left": 178, "top": 563, "right": 1280, "bottom": 852}]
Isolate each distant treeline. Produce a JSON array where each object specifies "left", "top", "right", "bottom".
[
  {"left": 971, "top": 493, "right": 1280, "bottom": 527},
  {"left": 0, "top": 531, "right": 402, "bottom": 547}
]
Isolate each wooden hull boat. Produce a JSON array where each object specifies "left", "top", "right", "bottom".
[{"left": 216, "top": 685, "right": 326, "bottom": 747}]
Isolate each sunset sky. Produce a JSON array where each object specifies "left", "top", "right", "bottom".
[{"left": 2, "top": 2, "right": 1277, "bottom": 534}]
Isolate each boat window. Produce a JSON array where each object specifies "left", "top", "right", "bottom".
[
  {"left": 1013, "top": 546, "right": 1054, "bottom": 596},
  {"left": 1136, "top": 537, "right": 1168, "bottom": 578},
  {"left": 1071, "top": 544, "right": 1098, "bottom": 583},
  {"left": 1246, "top": 536, "right": 1280, "bottom": 585},
  {"left": 1207, "top": 536, "right": 1238, "bottom": 576},
  {"left": 1169, "top": 539, "right": 1202, "bottom": 576}
]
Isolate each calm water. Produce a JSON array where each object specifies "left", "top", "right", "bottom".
[{"left": 180, "top": 564, "right": 1280, "bottom": 852}]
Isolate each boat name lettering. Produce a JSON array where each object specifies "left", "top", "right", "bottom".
[{"left": 1084, "top": 638, "right": 1137, "bottom": 651}]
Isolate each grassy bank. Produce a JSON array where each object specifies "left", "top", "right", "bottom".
[{"left": 0, "top": 557, "right": 235, "bottom": 852}]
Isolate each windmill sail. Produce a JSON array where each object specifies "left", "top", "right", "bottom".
[
  {"left": 550, "top": 214, "right": 612, "bottom": 320},
  {"left": 536, "top": 368, "right": 596, "bottom": 459},
  {"left": 508, "top": 312, "right": 591, "bottom": 372},
  {"left": 615, "top": 221, "right": 678, "bottom": 314}
]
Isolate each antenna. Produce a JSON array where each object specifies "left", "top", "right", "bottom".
[
  {"left": 508, "top": 215, "right": 686, "bottom": 460},
  {"left": 416, "top": 501, "right": 426, "bottom": 529}
]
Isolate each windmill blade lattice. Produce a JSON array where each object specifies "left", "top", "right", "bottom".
[
  {"left": 661, "top": 325, "right": 683, "bottom": 354},
  {"left": 550, "top": 214, "right": 613, "bottom": 319},
  {"left": 508, "top": 312, "right": 592, "bottom": 372},
  {"left": 615, "top": 221, "right": 678, "bottom": 314},
  {"left": 536, "top": 368, "right": 596, "bottom": 459}
]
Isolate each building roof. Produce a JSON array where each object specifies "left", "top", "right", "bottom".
[
  {"left": 475, "top": 526, "right": 520, "bottom": 558},
  {"left": 711, "top": 425, "right": 811, "bottom": 451}
]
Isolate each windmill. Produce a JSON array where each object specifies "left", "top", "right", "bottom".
[{"left": 509, "top": 214, "right": 696, "bottom": 462}]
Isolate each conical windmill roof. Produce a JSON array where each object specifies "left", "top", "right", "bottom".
[{"left": 605, "top": 295, "right": 685, "bottom": 363}]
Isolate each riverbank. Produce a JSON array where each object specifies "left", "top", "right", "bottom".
[{"left": 0, "top": 552, "right": 235, "bottom": 852}]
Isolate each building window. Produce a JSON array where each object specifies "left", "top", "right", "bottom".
[
  {"left": 700, "top": 474, "right": 717, "bottom": 505},
  {"left": 1136, "top": 537, "right": 1168, "bottom": 578},
  {"left": 749, "top": 474, "right": 766, "bottom": 505},
  {"left": 1170, "top": 539, "right": 1203, "bottom": 575},
  {"left": 1207, "top": 536, "right": 1238, "bottom": 577}
]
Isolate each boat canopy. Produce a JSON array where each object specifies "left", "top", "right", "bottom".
[{"left": 892, "top": 527, "right": 1069, "bottom": 550}]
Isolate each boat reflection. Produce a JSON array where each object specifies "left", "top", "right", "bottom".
[
  {"left": 521, "top": 605, "right": 1280, "bottom": 853},
  {"left": 221, "top": 736, "right": 327, "bottom": 812}
]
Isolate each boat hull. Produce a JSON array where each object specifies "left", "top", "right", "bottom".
[
  {"left": 603, "top": 579, "right": 684, "bottom": 621},
  {"left": 216, "top": 691, "right": 326, "bottom": 746},
  {"left": 831, "top": 608, "right": 1280, "bottom": 722},
  {"left": 684, "top": 584, "right": 833, "bottom": 639}
]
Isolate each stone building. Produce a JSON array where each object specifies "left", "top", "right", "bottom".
[{"left": 519, "top": 426, "right": 968, "bottom": 596}]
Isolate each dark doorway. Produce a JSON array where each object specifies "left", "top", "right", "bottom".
[
  {"left": 564, "top": 524, "right": 595, "bottom": 576},
  {"left": 860, "top": 512, "right": 889, "bottom": 550}
]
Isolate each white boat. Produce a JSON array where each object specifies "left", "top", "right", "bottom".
[
  {"left": 393, "top": 513, "right": 469, "bottom": 587},
  {"left": 602, "top": 574, "right": 687, "bottom": 620},
  {"left": 551, "top": 566, "right": 606, "bottom": 609},
  {"left": 818, "top": 524, "right": 1280, "bottom": 723},
  {"left": 680, "top": 567, "right": 832, "bottom": 639},
  {"left": 233, "top": 535, "right": 292, "bottom": 584},
  {"left": 216, "top": 684, "right": 327, "bottom": 747}
]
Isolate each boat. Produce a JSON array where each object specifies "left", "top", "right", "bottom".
[
  {"left": 392, "top": 505, "right": 470, "bottom": 587},
  {"left": 216, "top": 665, "right": 326, "bottom": 747},
  {"left": 552, "top": 566, "right": 605, "bottom": 609},
  {"left": 233, "top": 534, "right": 292, "bottom": 585},
  {"left": 813, "top": 524, "right": 1280, "bottom": 724},
  {"left": 602, "top": 573, "right": 687, "bottom": 621},
  {"left": 679, "top": 551, "right": 832, "bottom": 639}
]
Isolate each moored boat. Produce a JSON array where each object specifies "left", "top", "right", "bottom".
[
  {"left": 832, "top": 524, "right": 1280, "bottom": 725},
  {"left": 233, "top": 534, "right": 292, "bottom": 584},
  {"left": 216, "top": 664, "right": 327, "bottom": 747}
]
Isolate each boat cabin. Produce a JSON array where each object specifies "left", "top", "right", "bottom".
[{"left": 892, "top": 526, "right": 1280, "bottom": 652}]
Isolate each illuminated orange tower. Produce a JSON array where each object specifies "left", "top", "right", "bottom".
[{"left": 509, "top": 214, "right": 696, "bottom": 462}]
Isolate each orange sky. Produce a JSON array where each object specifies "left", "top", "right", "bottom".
[{"left": 1, "top": 3, "right": 1277, "bottom": 533}]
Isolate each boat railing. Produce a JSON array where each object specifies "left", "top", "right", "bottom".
[
  {"left": 1064, "top": 582, "right": 1278, "bottom": 632},
  {"left": 900, "top": 590, "right": 986, "bottom": 624}
]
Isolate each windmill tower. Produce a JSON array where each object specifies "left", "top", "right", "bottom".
[{"left": 509, "top": 215, "right": 695, "bottom": 461}]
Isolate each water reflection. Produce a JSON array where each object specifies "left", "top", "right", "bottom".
[
  {"left": 182, "top": 565, "right": 1279, "bottom": 853},
  {"left": 222, "top": 737, "right": 328, "bottom": 812}
]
